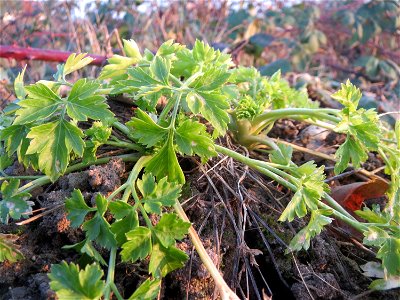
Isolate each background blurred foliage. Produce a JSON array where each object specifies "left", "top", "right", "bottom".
[{"left": 1, "top": 0, "right": 399, "bottom": 113}]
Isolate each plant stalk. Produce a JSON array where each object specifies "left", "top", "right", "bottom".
[{"left": 173, "top": 201, "right": 240, "bottom": 300}]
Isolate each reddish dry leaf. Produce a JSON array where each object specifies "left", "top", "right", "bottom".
[{"left": 330, "top": 178, "right": 389, "bottom": 211}]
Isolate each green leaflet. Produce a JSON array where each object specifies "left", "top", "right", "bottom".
[
  {"left": 334, "top": 135, "right": 367, "bottom": 174},
  {"left": 14, "top": 65, "right": 27, "bottom": 100},
  {"left": 128, "top": 278, "right": 161, "bottom": 300},
  {"left": 175, "top": 118, "right": 216, "bottom": 161},
  {"left": 149, "top": 242, "right": 188, "bottom": 278},
  {"left": 127, "top": 108, "right": 168, "bottom": 148},
  {"left": 66, "top": 79, "right": 114, "bottom": 121},
  {"left": 109, "top": 201, "right": 139, "bottom": 245},
  {"left": 0, "top": 124, "right": 30, "bottom": 156},
  {"left": 83, "top": 121, "right": 112, "bottom": 164},
  {"left": 121, "top": 226, "right": 152, "bottom": 262},
  {"left": 136, "top": 173, "right": 181, "bottom": 214},
  {"left": 279, "top": 162, "right": 329, "bottom": 222},
  {"left": 145, "top": 135, "right": 185, "bottom": 184},
  {"left": 185, "top": 91, "right": 230, "bottom": 136},
  {"left": 287, "top": 209, "right": 333, "bottom": 252},
  {"left": 26, "top": 120, "right": 85, "bottom": 181},
  {"left": 63, "top": 240, "right": 108, "bottom": 266},
  {"left": 269, "top": 143, "right": 293, "bottom": 165},
  {"left": 82, "top": 194, "right": 117, "bottom": 250},
  {"left": 99, "top": 39, "right": 142, "bottom": 80},
  {"left": 153, "top": 213, "right": 191, "bottom": 248},
  {"left": 377, "top": 238, "right": 400, "bottom": 276},
  {"left": 48, "top": 262, "right": 105, "bottom": 300},
  {"left": 0, "top": 179, "right": 33, "bottom": 224},
  {"left": 333, "top": 80, "right": 381, "bottom": 174},
  {"left": 13, "top": 83, "right": 61, "bottom": 125},
  {"left": 0, "top": 233, "right": 24, "bottom": 263},
  {"left": 150, "top": 56, "right": 171, "bottom": 84},
  {"left": 64, "top": 53, "right": 94, "bottom": 77},
  {"left": 65, "top": 189, "right": 96, "bottom": 228},
  {"left": 11, "top": 76, "right": 114, "bottom": 180}
]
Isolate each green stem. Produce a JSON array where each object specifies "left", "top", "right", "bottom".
[
  {"left": 112, "top": 121, "right": 136, "bottom": 142},
  {"left": 0, "top": 175, "right": 43, "bottom": 180},
  {"left": 168, "top": 92, "right": 183, "bottom": 129},
  {"left": 110, "top": 282, "right": 124, "bottom": 300},
  {"left": 158, "top": 99, "right": 176, "bottom": 121},
  {"left": 18, "top": 153, "right": 140, "bottom": 193},
  {"left": 105, "top": 140, "right": 143, "bottom": 151},
  {"left": 215, "top": 145, "right": 364, "bottom": 231},
  {"left": 104, "top": 247, "right": 117, "bottom": 300},
  {"left": 251, "top": 108, "right": 340, "bottom": 134}
]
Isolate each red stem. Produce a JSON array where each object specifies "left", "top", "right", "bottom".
[{"left": 0, "top": 45, "right": 107, "bottom": 65}]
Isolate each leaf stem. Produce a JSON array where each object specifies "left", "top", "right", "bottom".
[
  {"left": 215, "top": 145, "right": 365, "bottom": 231},
  {"left": 104, "top": 247, "right": 117, "bottom": 300},
  {"left": 105, "top": 140, "right": 143, "bottom": 152}
]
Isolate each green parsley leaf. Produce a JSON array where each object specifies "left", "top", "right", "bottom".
[
  {"left": 62, "top": 240, "right": 107, "bottom": 266},
  {"left": 0, "top": 233, "right": 24, "bottom": 263},
  {"left": 0, "top": 124, "right": 30, "bottom": 156},
  {"left": 332, "top": 80, "right": 381, "bottom": 174},
  {"left": 150, "top": 56, "right": 170, "bottom": 84},
  {"left": 128, "top": 278, "right": 161, "bottom": 300},
  {"left": 377, "top": 238, "right": 400, "bottom": 276},
  {"left": 64, "top": 53, "right": 94, "bottom": 77},
  {"left": 14, "top": 65, "right": 27, "bottom": 100},
  {"left": 363, "top": 226, "right": 390, "bottom": 247},
  {"left": 109, "top": 201, "right": 139, "bottom": 245},
  {"left": 99, "top": 39, "right": 141, "bottom": 80},
  {"left": 153, "top": 213, "right": 190, "bottom": 248},
  {"left": 334, "top": 136, "right": 367, "bottom": 174},
  {"left": 145, "top": 136, "right": 185, "bottom": 184},
  {"left": 48, "top": 261, "right": 105, "bottom": 300},
  {"left": 121, "top": 226, "right": 152, "bottom": 262},
  {"left": 13, "top": 83, "right": 61, "bottom": 125},
  {"left": 26, "top": 119, "right": 84, "bottom": 181},
  {"left": 137, "top": 174, "right": 181, "bottom": 214},
  {"left": 185, "top": 91, "right": 230, "bottom": 136},
  {"left": 269, "top": 143, "right": 293, "bottom": 165},
  {"left": 123, "top": 39, "right": 142, "bottom": 60},
  {"left": 0, "top": 179, "right": 33, "bottom": 224},
  {"left": 331, "top": 79, "right": 362, "bottom": 110},
  {"left": 126, "top": 109, "right": 168, "bottom": 148},
  {"left": 175, "top": 119, "right": 216, "bottom": 162},
  {"left": 82, "top": 194, "right": 117, "bottom": 249},
  {"left": 287, "top": 209, "right": 333, "bottom": 252},
  {"left": 149, "top": 242, "right": 188, "bottom": 278},
  {"left": 279, "top": 162, "right": 329, "bottom": 222},
  {"left": 65, "top": 189, "right": 96, "bottom": 228},
  {"left": 66, "top": 79, "right": 114, "bottom": 121}
]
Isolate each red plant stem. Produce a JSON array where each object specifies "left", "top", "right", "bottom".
[{"left": 0, "top": 45, "right": 107, "bottom": 65}]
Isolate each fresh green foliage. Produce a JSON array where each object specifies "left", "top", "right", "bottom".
[
  {"left": 2, "top": 66, "right": 114, "bottom": 181},
  {"left": 121, "top": 226, "right": 152, "bottom": 262},
  {"left": 2, "top": 39, "right": 399, "bottom": 297},
  {"left": 279, "top": 162, "right": 329, "bottom": 222},
  {"left": 153, "top": 213, "right": 191, "bottom": 248},
  {"left": 48, "top": 261, "right": 105, "bottom": 300},
  {"left": 287, "top": 209, "right": 333, "bottom": 252},
  {"left": 0, "top": 179, "right": 33, "bottom": 224},
  {"left": 128, "top": 278, "right": 161, "bottom": 300},
  {"left": 65, "top": 189, "right": 96, "bottom": 228},
  {"left": 0, "top": 233, "right": 24, "bottom": 263},
  {"left": 137, "top": 173, "right": 181, "bottom": 214},
  {"left": 332, "top": 80, "right": 381, "bottom": 174}
]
